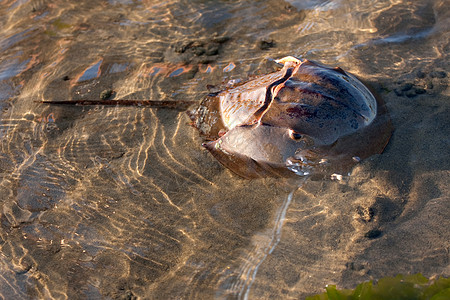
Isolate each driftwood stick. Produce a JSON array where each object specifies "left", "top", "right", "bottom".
[{"left": 37, "top": 99, "right": 197, "bottom": 111}]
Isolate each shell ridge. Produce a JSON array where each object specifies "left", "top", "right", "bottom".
[
  {"left": 283, "top": 69, "right": 377, "bottom": 125},
  {"left": 248, "top": 66, "right": 295, "bottom": 124}
]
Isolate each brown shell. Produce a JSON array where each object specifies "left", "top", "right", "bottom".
[{"left": 190, "top": 58, "right": 392, "bottom": 178}]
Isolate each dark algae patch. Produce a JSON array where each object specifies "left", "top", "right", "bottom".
[{"left": 307, "top": 274, "right": 450, "bottom": 300}]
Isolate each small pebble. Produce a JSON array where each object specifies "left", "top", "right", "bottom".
[
  {"left": 416, "top": 70, "right": 426, "bottom": 78},
  {"left": 24, "top": 113, "right": 34, "bottom": 120},
  {"left": 205, "top": 45, "right": 219, "bottom": 56},
  {"left": 364, "top": 229, "right": 382, "bottom": 239},
  {"left": 100, "top": 89, "right": 114, "bottom": 100},
  {"left": 356, "top": 206, "right": 375, "bottom": 223},
  {"left": 284, "top": 4, "right": 295, "bottom": 12},
  {"left": 345, "top": 262, "right": 365, "bottom": 271},
  {"left": 401, "top": 82, "right": 413, "bottom": 91},
  {"left": 405, "top": 90, "right": 417, "bottom": 98},
  {"left": 212, "top": 36, "right": 230, "bottom": 44},
  {"left": 429, "top": 70, "right": 446, "bottom": 78},
  {"left": 414, "top": 87, "right": 426, "bottom": 95},
  {"left": 394, "top": 88, "right": 403, "bottom": 96},
  {"left": 193, "top": 47, "right": 205, "bottom": 56},
  {"left": 174, "top": 45, "right": 186, "bottom": 53},
  {"left": 258, "top": 39, "right": 276, "bottom": 50},
  {"left": 191, "top": 41, "right": 203, "bottom": 48}
]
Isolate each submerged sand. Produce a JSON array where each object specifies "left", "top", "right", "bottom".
[{"left": 0, "top": 0, "right": 448, "bottom": 298}]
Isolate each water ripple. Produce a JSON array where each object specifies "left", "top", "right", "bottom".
[{"left": 0, "top": 0, "right": 448, "bottom": 298}]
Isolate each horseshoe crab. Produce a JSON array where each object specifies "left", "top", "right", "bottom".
[
  {"left": 40, "top": 56, "right": 392, "bottom": 179},
  {"left": 188, "top": 56, "right": 392, "bottom": 179}
]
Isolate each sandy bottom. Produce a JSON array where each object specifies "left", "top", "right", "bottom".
[{"left": 0, "top": 0, "right": 448, "bottom": 298}]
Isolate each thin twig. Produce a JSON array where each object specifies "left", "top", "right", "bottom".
[{"left": 37, "top": 99, "right": 197, "bottom": 111}]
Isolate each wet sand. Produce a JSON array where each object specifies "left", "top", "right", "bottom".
[{"left": 0, "top": 0, "right": 448, "bottom": 298}]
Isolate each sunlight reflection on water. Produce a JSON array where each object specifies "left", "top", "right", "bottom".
[{"left": 0, "top": 0, "right": 448, "bottom": 298}]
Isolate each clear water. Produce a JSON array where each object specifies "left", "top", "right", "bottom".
[{"left": 0, "top": 0, "right": 448, "bottom": 298}]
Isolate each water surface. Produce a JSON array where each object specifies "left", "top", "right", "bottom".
[{"left": 0, "top": 0, "right": 448, "bottom": 298}]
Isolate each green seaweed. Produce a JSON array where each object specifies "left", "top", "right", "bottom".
[{"left": 306, "top": 274, "right": 450, "bottom": 300}]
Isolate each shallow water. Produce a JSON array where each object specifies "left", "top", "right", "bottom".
[{"left": 0, "top": 0, "right": 449, "bottom": 298}]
